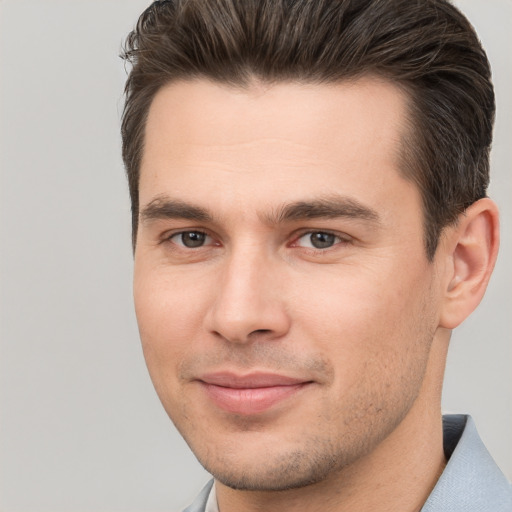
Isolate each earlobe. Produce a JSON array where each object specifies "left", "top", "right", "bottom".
[{"left": 439, "top": 198, "right": 500, "bottom": 329}]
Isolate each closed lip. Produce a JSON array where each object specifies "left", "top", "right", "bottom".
[
  {"left": 197, "top": 371, "right": 311, "bottom": 388},
  {"left": 196, "top": 371, "right": 313, "bottom": 414}
]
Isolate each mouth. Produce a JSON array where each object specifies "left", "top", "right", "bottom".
[{"left": 197, "top": 372, "right": 313, "bottom": 415}]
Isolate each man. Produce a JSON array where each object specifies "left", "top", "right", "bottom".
[{"left": 120, "top": 0, "right": 512, "bottom": 510}]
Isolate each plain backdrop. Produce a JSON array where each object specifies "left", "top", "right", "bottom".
[{"left": 0, "top": 1, "right": 510, "bottom": 510}]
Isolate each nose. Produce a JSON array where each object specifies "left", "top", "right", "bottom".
[{"left": 204, "top": 247, "right": 291, "bottom": 344}]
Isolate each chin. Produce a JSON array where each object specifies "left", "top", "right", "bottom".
[
  {"left": 204, "top": 458, "right": 338, "bottom": 491},
  {"left": 191, "top": 434, "right": 346, "bottom": 492}
]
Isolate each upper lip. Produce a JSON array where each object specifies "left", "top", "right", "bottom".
[{"left": 198, "top": 372, "right": 311, "bottom": 389}]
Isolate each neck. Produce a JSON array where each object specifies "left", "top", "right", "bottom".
[{"left": 215, "top": 333, "right": 450, "bottom": 512}]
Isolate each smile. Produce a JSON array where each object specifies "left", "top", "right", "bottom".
[{"left": 197, "top": 372, "right": 312, "bottom": 415}]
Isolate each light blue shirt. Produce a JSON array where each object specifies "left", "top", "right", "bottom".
[
  {"left": 183, "top": 415, "right": 512, "bottom": 512},
  {"left": 422, "top": 415, "right": 512, "bottom": 511}
]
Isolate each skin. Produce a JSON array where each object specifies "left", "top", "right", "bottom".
[{"left": 133, "top": 78, "right": 499, "bottom": 512}]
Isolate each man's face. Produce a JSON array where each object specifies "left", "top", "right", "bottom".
[{"left": 134, "top": 78, "right": 444, "bottom": 490}]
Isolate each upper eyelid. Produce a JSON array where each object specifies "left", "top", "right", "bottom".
[
  {"left": 158, "top": 227, "right": 353, "bottom": 246},
  {"left": 292, "top": 228, "right": 352, "bottom": 241},
  {"left": 162, "top": 227, "right": 211, "bottom": 239},
  {"left": 291, "top": 229, "right": 355, "bottom": 250},
  {"left": 168, "top": 230, "right": 210, "bottom": 239},
  {"left": 164, "top": 230, "right": 218, "bottom": 251},
  {"left": 156, "top": 229, "right": 212, "bottom": 249}
]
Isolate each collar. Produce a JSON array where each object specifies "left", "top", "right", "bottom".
[
  {"left": 421, "top": 414, "right": 512, "bottom": 511},
  {"left": 204, "top": 481, "right": 219, "bottom": 512}
]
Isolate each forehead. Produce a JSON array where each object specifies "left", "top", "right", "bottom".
[{"left": 139, "top": 77, "right": 415, "bottom": 217}]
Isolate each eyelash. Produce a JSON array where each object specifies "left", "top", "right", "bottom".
[
  {"left": 162, "top": 229, "right": 352, "bottom": 252},
  {"left": 291, "top": 230, "right": 352, "bottom": 251},
  {"left": 163, "top": 230, "right": 215, "bottom": 248}
]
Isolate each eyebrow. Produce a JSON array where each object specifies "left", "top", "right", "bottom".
[
  {"left": 140, "top": 197, "right": 213, "bottom": 223},
  {"left": 139, "top": 194, "right": 380, "bottom": 226},
  {"left": 265, "top": 195, "right": 380, "bottom": 225}
]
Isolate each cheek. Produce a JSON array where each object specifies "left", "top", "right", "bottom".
[
  {"left": 134, "top": 260, "right": 210, "bottom": 336},
  {"left": 290, "top": 264, "right": 436, "bottom": 386},
  {"left": 133, "top": 266, "right": 208, "bottom": 396}
]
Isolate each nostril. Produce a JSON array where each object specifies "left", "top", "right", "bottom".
[{"left": 248, "top": 329, "right": 273, "bottom": 338}]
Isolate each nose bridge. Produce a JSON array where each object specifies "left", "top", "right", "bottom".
[{"left": 206, "top": 240, "right": 289, "bottom": 343}]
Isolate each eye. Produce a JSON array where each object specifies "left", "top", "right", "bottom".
[
  {"left": 295, "top": 231, "right": 344, "bottom": 249},
  {"left": 169, "top": 231, "right": 213, "bottom": 248}
]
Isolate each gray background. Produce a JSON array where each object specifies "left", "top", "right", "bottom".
[{"left": 0, "top": 1, "right": 510, "bottom": 510}]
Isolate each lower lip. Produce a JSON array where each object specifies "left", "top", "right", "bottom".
[{"left": 200, "top": 382, "right": 308, "bottom": 415}]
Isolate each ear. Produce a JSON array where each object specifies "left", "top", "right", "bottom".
[{"left": 439, "top": 198, "right": 500, "bottom": 329}]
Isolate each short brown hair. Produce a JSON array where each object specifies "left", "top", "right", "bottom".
[{"left": 121, "top": 0, "right": 495, "bottom": 259}]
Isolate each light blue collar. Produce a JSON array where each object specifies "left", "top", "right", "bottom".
[{"left": 421, "top": 415, "right": 512, "bottom": 511}]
